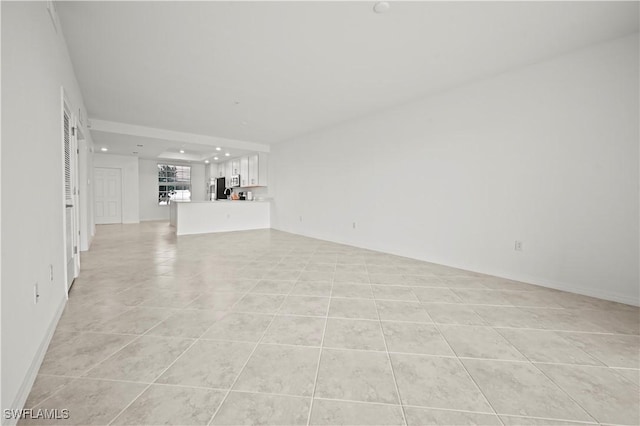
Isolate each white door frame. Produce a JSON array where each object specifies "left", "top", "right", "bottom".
[{"left": 61, "top": 89, "right": 80, "bottom": 295}]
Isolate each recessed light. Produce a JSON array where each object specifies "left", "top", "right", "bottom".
[
  {"left": 225, "top": 152, "right": 230, "bottom": 157},
  {"left": 100, "top": 147, "right": 108, "bottom": 152},
  {"left": 214, "top": 157, "right": 219, "bottom": 160},
  {"left": 205, "top": 160, "right": 210, "bottom": 164},
  {"left": 216, "top": 147, "right": 221, "bottom": 151},
  {"left": 180, "top": 149, "right": 185, "bottom": 154},
  {"left": 373, "top": 1, "right": 390, "bottom": 14}
]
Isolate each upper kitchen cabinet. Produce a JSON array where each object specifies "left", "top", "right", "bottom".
[
  {"left": 231, "top": 159, "right": 240, "bottom": 176},
  {"left": 240, "top": 156, "right": 249, "bottom": 187},
  {"left": 246, "top": 153, "right": 268, "bottom": 187}
]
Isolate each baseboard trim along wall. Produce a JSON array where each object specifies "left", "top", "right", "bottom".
[
  {"left": 4, "top": 297, "right": 67, "bottom": 426},
  {"left": 273, "top": 227, "right": 640, "bottom": 307}
]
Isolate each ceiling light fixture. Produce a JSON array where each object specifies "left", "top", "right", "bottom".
[
  {"left": 214, "top": 157, "right": 219, "bottom": 160},
  {"left": 216, "top": 147, "right": 221, "bottom": 151},
  {"left": 225, "top": 153, "right": 230, "bottom": 157},
  {"left": 100, "top": 147, "right": 108, "bottom": 152},
  {"left": 373, "top": 1, "right": 390, "bottom": 14},
  {"left": 179, "top": 149, "right": 185, "bottom": 154},
  {"left": 205, "top": 160, "right": 210, "bottom": 164}
]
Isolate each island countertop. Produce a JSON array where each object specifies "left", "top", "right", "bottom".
[{"left": 169, "top": 200, "right": 271, "bottom": 235}]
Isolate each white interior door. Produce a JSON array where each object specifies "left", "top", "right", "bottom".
[
  {"left": 94, "top": 167, "right": 122, "bottom": 224},
  {"left": 63, "top": 102, "right": 80, "bottom": 291}
]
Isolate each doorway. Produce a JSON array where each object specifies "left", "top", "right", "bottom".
[
  {"left": 63, "top": 97, "right": 80, "bottom": 292},
  {"left": 94, "top": 167, "right": 123, "bottom": 224}
]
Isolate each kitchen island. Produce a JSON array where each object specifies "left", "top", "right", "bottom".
[{"left": 169, "top": 200, "right": 270, "bottom": 236}]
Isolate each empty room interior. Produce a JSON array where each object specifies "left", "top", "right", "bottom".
[{"left": 1, "top": 1, "right": 639, "bottom": 425}]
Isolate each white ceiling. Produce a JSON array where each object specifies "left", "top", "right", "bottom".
[{"left": 58, "top": 1, "right": 639, "bottom": 150}]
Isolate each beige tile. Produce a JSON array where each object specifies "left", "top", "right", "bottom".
[
  {"left": 499, "top": 415, "right": 596, "bottom": 425},
  {"left": 290, "top": 281, "right": 333, "bottom": 297},
  {"left": 156, "top": 340, "right": 254, "bottom": 389},
  {"left": 138, "top": 290, "right": 201, "bottom": 309},
  {"left": 391, "top": 354, "right": 491, "bottom": 412},
  {"left": 39, "top": 333, "right": 136, "bottom": 376},
  {"left": 211, "top": 392, "right": 310, "bottom": 425},
  {"left": 111, "top": 384, "right": 225, "bottom": 425},
  {"left": 146, "top": 309, "right": 223, "bottom": 338},
  {"left": 372, "top": 285, "right": 418, "bottom": 301},
  {"left": 412, "top": 287, "right": 463, "bottom": 303},
  {"left": 232, "top": 294, "right": 285, "bottom": 314},
  {"left": 376, "top": 300, "right": 432, "bottom": 322},
  {"left": 23, "top": 378, "right": 146, "bottom": 425},
  {"left": 329, "top": 298, "right": 379, "bottom": 320},
  {"left": 88, "top": 307, "right": 173, "bottom": 335},
  {"left": 613, "top": 368, "right": 640, "bottom": 385},
  {"left": 280, "top": 295, "right": 330, "bottom": 316},
  {"left": 535, "top": 363, "right": 640, "bottom": 425},
  {"left": 200, "top": 312, "right": 273, "bottom": 342},
  {"left": 233, "top": 344, "right": 319, "bottom": 396},
  {"left": 263, "top": 270, "right": 301, "bottom": 281},
  {"left": 299, "top": 271, "right": 334, "bottom": 282},
  {"left": 382, "top": 322, "right": 453, "bottom": 355},
  {"left": 423, "top": 304, "right": 486, "bottom": 325},
  {"left": 262, "top": 315, "right": 325, "bottom": 346},
  {"left": 452, "top": 289, "right": 514, "bottom": 306},
  {"left": 310, "top": 399, "right": 404, "bottom": 425},
  {"left": 462, "top": 359, "right": 592, "bottom": 421},
  {"left": 184, "top": 292, "right": 244, "bottom": 310},
  {"left": 439, "top": 325, "right": 526, "bottom": 361},
  {"left": 496, "top": 329, "right": 602, "bottom": 365},
  {"left": 404, "top": 407, "right": 501, "bottom": 425},
  {"left": 315, "top": 349, "right": 399, "bottom": 404},
  {"left": 24, "top": 375, "right": 73, "bottom": 408},
  {"left": 56, "top": 303, "right": 132, "bottom": 332},
  {"left": 323, "top": 318, "right": 386, "bottom": 351},
  {"left": 84, "top": 335, "right": 193, "bottom": 382},
  {"left": 558, "top": 332, "right": 640, "bottom": 368},
  {"left": 331, "top": 284, "right": 374, "bottom": 299},
  {"left": 250, "top": 279, "right": 296, "bottom": 294}
]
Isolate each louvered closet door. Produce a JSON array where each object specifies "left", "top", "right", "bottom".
[
  {"left": 94, "top": 167, "right": 122, "bottom": 224},
  {"left": 63, "top": 108, "right": 75, "bottom": 288}
]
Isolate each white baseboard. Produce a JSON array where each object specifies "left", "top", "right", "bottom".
[
  {"left": 4, "top": 297, "right": 67, "bottom": 426},
  {"left": 272, "top": 226, "right": 640, "bottom": 307}
]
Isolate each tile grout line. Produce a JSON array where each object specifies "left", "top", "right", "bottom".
[
  {"left": 105, "top": 268, "right": 261, "bottom": 426},
  {"left": 305, "top": 256, "right": 336, "bottom": 426},
  {"left": 369, "top": 264, "right": 409, "bottom": 426},
  {"left": 428, "top": 318, "right": 505, "bottom": 426},
  {"left": 205, "top": 265, "right": 300, "bottom": 426}
]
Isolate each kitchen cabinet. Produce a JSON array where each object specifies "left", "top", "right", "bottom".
[
  {"left": 225, "top": 161, "right": 232, "bottom": 180},
  {"left": 231, "top": 159, "right": 240, "bottom": 175},
  {"left": 240, "top": 156, "right": 249, "bottom": 187},
  {"left": 245, "top": 153, "right": 268, "bottom": 187}
]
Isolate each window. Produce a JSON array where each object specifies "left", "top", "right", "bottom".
[{"left": 158, "top": 164, "right": 191, "bottom": 205}]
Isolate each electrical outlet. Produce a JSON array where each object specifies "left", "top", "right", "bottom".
[
  {"left": 34, "top": 282, "right": 40, "bottom": 304},
  {"left": 514, "top": 240, "right": 523, "bottom": 251},
  {"left": 352, "top": 222, "right": 356, "bottom": 229},
  {"left": 49, "top": 265, "right": 54, "bottom": 282}
]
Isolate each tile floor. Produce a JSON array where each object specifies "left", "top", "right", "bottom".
[{"left": 23, "top": 222, "right": 639, "bottom": 425}]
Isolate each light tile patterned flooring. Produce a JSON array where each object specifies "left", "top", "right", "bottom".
[{"left": 24, "top": 222, "right": 639, "bottom": 425}]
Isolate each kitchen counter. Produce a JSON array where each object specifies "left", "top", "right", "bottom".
[{"left": 169, "top": 200, "right": 271, "bottom": 236}]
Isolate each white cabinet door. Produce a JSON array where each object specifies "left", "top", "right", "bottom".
[
  {"left": 218, "top": 163, "right": 224, "bottom": 177},
  {"left": 240, "top": 156, "right": 249, "bottom": 187},
  {"left": 231, "top": 159, "right": 240, "bottom": 175},
  {"left": 225, "top": 161, "right": 232, "bottom": 180},
  {"left": 248, "top": 154, "right": 259, "bottom": 187}
]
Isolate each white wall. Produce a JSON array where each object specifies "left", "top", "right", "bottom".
[
  {"left": 139, "top": 159, "right": 206, "bottom": 221},
  {"left": 1, "top": 2, "right": 93, "bottom": 419},
  {"left": 271, "top": 34, "right": 640, "bottom": 306},
  {"left": 93, "top": 153, "right": 139, "bottom": 224}
]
